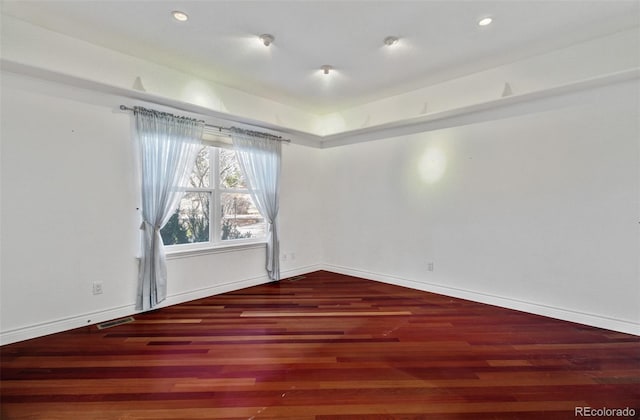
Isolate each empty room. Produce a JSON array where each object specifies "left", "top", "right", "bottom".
[{"left": 1, "top": 1, "right": 639, "bottom": 418}]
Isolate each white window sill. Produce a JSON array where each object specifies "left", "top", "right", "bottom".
[{"left": 165, "top": 241, "right": 267, "bottom": 259}]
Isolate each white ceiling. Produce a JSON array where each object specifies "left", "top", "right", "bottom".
[{"left": 2, "top": 0, "right": 639, "bottom": 114}]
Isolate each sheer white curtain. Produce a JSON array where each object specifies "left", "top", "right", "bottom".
[
  {"left": 134, "top": 107, "right": 203, "bottom": 310},
  {"left": 231, "top": 130, "right": 282, "bottom": 281}
]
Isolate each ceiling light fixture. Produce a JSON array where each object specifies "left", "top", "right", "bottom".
[
  {"left": 259, "top": 34, "right": 275, "bottom": 47},
  {"left": 384, "top": 36, "right": 399, "bottom": 47},
  {"left": 321, "top": 65, "right": 333, "bottom": 75},
  {"left": 477, "top": 16, "right": 493, "bottom": 27},
  {"left": 171, "top": 10, "right": 189, "bottom": 22}
]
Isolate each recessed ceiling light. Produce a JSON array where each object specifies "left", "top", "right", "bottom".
[
  {"left": 321, "top": 65, "right": 333, "bottom": 75},
  {"left": 384, "top": 36, "right": 399, "bottom": 47},
  {"left": 477, "top": 16, "right": 493, "bottom": 27},
  {"left": 172, "top": 10, "right": 188, "bottom": 22},
  {"left": 259, "top": 34, "right": 275, "bottom": 47}
]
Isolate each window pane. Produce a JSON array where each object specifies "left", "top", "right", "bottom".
[
  {"left": 220, "top": 193, "right": 265, "bottom": 240},
  {"left": 160, "top": 192, "right": 210, "bottom": 245},
  {"left": 189, "top": 147, "right": 210, "bottom": 188},
  {"left": 219, "top": 148, "right": 247, "bottom": 189}
]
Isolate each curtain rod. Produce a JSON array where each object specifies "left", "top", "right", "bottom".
[{"left": 119, "top": 105, "right": 290, "bottom": 143}]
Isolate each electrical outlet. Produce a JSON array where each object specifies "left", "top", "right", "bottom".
[
  {"left": 282, "top": 253, "right": 288, "bottom": 261},
  {"left": 290, "top": 252, "right": 296, "bottom": 260},
  {"left": 92, "top": 281, "right": 103, "bottom": 295},
  {"left": 427, "top": 262, "right": 434, "bottom": 272}
]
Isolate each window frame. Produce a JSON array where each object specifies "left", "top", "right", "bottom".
[{"left": 163, "top": 141, "right": 267, "bottom": 255}]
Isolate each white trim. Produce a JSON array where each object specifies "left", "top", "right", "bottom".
[
  {"left": 2, "top": 59, "right": 638, "bottom": 149},
  {"left": 319, "top": 68, "right": 640, "bottom": 147},
  {"left": 0, "top": 59, "right": 322, "bottom": 148},
  {"left": 0, "top": 263, "right": 321, "bottom": 345},
  {"left": 321, "top": 264, "right": 640, "bottom": 336},
  {"left": 166, "top": 241, "right": 266, "bottom": 259},
  {"left": 0, "top": 304, "right": 137, "bottom": 346},
  {"left": 279, "top": 264, "right": 324, "bottom": 281},
  {"left": 2, "top": 262, "right": 636, "bottom": 344}
]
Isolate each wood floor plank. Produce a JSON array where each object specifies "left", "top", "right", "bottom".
[
  {"left": 240, "top": 311, "right": 413, "bottom": 317},
  {"left": 1, "top": 270, "right": 639, "bottom": 419}
]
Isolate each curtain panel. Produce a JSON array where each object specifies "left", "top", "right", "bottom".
[
  {"left": 134, "top": 107, "right": 203, "bottom": 310},
  {"left": 231, "top": 130, "right": 282, "bottom": 281}
]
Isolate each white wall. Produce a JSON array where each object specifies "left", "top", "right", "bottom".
[
  {"left": 1, "top": 74, "right": 139, "bottom": 340},
  {"left": 320, "top": 79, "right": 640, "bottom": 334},
  {"left": 0, "top": 72, "right": 323, "bottom": 344}
]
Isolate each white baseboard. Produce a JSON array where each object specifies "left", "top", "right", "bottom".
[
  {"left": 3, "top": 262, "right": 636, "bottom": 345},
  {"left": 0, "top": 264, "right": 321, "bottom": 345},
  {"left": 281, "top": 264, "right": 324, "bottom": 280},
  {"left": 322, "top": 264, "right": 640, "bottom": 336}
]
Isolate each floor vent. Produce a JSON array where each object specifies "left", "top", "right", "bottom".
[
  {"left": 287, "top": 275, "right": 306, "bottom": 282},
  {"left": 97, "top": 317, "right": 135, "bottom": 330}
]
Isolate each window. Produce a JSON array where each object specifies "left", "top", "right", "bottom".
[{"left": 160, "top": 146, "right": 266, "bottom": 249}]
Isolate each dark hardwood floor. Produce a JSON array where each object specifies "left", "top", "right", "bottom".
[{"left": 1, "top": 271, "right": 639, "bottom": 419}]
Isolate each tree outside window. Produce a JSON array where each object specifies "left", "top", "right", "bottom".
[{"left": 160, "top": 146, "right": 265, "bottom": 247}]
